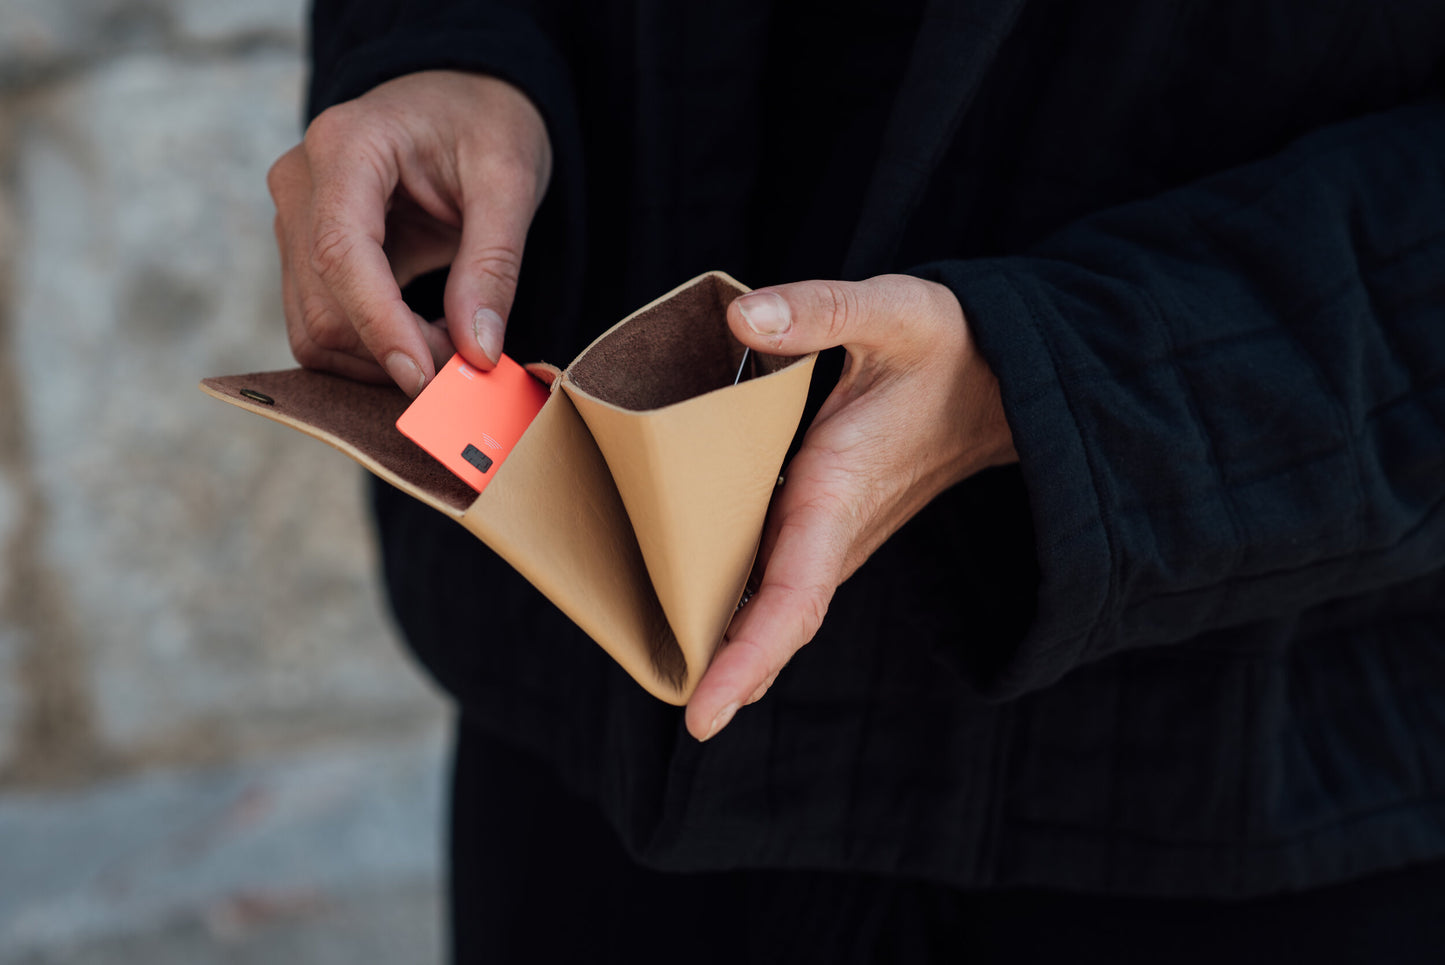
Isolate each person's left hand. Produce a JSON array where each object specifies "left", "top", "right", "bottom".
[{"left": 685, "top": 274, "right": 1018, "bottom": 741}]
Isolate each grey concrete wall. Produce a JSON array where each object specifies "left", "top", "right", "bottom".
[{"left": 0, "top": 2, "right": 450, "bottom": 959}]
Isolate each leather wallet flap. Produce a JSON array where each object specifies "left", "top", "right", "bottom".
[
  {"left": 460, "top": 385, "right": 687, "bottom": 699},
  {"left": 201, "top": 271, "right": 815, "bottom": 706},
  {"left": 199, "top": 368, "right": 477, "bottom": 517},
  {"left": 201, "top": 368, "right": 690, "bottom": 702},
  {"left": 561, "top": 272, "right": 816, "bottom": 677}
]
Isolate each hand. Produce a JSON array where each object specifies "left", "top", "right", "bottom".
[
  {"left": 685, "top": 275, "right": 1018, "bottom": 741},
  {"left": 267, "top": 71, "right": 551, "bottom": 395}
]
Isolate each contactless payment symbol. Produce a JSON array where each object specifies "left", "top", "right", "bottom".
[{"left": 395, "top": 353, "right": 550, "bottom": 493}]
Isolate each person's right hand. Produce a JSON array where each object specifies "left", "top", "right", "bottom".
[{"left": 267, "top": 70, "right": 552, "bottom": 395}]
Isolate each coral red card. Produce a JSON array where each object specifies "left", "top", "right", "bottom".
[{"left": 396, "top": 353, "right": 550, "bottom": 493}]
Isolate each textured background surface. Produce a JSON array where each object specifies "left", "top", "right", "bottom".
[{"left": 0, "top": 2, "right": 450, "bottom": 960}]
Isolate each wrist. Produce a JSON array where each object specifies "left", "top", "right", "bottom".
[
  {"left": 921, "top": 278, "right": 1018, "bottom": 478},
  {"left": 969, "top": 360, "right": 1018, "bottom": 471}
]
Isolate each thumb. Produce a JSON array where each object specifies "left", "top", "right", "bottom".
[
  {"left": 442, "top": 193, "right": 533, "bottom": 370},
  {"left": 727, "top": 277, "right": 914, "bottom": 356}
]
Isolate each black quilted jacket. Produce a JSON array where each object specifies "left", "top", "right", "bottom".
[{"left": 309, "top": 0, "right": 1445, "bottom": 896}]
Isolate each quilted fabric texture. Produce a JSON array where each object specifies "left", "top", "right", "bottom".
[{"left": 312, "top": 0, "right": 1445, "bottom": 896}]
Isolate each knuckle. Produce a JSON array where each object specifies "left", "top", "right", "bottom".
[
  {"left": 303, "top": 104, "right": 398, "bottom": 179},
  {"left": 348, "top": 304, "right": 388, "bottom": 344},
  {"left": 822, "top": 281, "right": 861, "bottom": 343},
  {"left": 796, "top": 587, "right": 831, "bottom": 639},
  {"left": 736, "top": 636, "right": 791, "bottom": 688},
  {"left": 766, "top": 581, "right": 830, "bottom": 649},
  {"left": 298, "top": 294, "right": 351, "bottom": 351},
  {"left": 764, "top": 576, "right": 834, "bottom": 645},
  {"left": 303, "top": 102, "right": 364, "bottom": 154},
  {"left": 463, "top": 244, "right": 523, "bottom": 288},
  {"left": 801, "top": 486, "right": 866, "bottom": 534},
  {"left": 731, "top": 636, "right": 771, "bottom": 667},
  {"left": 308, "top": 221, "right": 355, "bottom": 280},
  {"left": 475, "top": 152, "right": 538, "bottom": 200},
  {"left": 265, "top": 148, "right": 300, "bottom": 202},
  {"left": 297, "top": 293, "right": 329, "bottom": 331}
]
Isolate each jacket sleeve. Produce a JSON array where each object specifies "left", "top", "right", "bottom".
[
  {"left": 918, "top": 99, "right": 1445, "bottom": 698},
  {"left": 307, "top": 0, "right": 576, "bottom": 128},
  {"left": 303, "top": 0, "right": 587, "bottom": 354}
]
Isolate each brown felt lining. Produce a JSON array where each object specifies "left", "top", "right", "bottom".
[
  {"left": 567, "top": 274, "right": 801, "bottom": 410},
  {"left": 201, "top": 273, "right": 805, "bottom": 705},
  {"left": 201, "top": 369, "right": 478, "bottom": 513}
]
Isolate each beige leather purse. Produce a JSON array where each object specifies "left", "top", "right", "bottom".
[{"left": 202, "top": 272, "right": 816, "bottom": 704}]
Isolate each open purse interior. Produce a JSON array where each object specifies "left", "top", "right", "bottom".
[{"left": 201, "top": 271, "right": 817, "bottom": 704}]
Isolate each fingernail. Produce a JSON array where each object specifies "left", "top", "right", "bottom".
[
  {"left": 473, "top": 307, "right": 504, "bottom": 364},
  {"left": 701, "top": 702, "right": 740, "bottom": 742},
  {"left": 383, "top": 352, "right": 425, "bottom": 396},
  {"left": 736, "top": 291, "right": 792, "bottom": 336}
]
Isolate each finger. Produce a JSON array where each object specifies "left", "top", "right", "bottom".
[
  {"left": 441, "top": 170, "right": 536, "bottom": 370},
  {"left": 416, "top": 315, "right": 457, "bottom": 372},
  {"left": 273, "top": 181, "right": 390, "bottom": 383},
  {"left": 286, "top": 285, "right": 393, "bottom": 382},
  {"left": 293, "top": 218, "right": 453, "bottom": 383},
  {"left": 305, "top": 120, "right": 435, "bottom": 395},
  {"left": 685, "top": 493, "right": 850, "bottom": 741},
  {"left": 727, "top": 275, "right": 945, "bottom": 357}
]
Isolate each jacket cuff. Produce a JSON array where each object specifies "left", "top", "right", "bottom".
[{"left": 914, "top": 258, "right": 1115, "bottom": 698}]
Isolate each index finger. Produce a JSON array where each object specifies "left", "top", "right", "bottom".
[
  {"left": 684, "top": 490, "right": 849, "bottom": 741},
  {"left": 306, "top": 139, "right": 435, "bottom": 394}
]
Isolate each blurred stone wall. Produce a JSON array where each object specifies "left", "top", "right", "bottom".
[
  {"left": 0, "top": 5, "right": 452, "bottom": 959},
  {"left": 0, "top": 1, "right": 447, "bottom": 793}
]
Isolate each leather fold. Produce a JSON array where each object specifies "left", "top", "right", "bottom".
[
  {"left": 562, "top": 274, "right": 815, "bottom": 682},
  {"left": 201, "top": 271, "right": 816, "bottom": 704}
]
